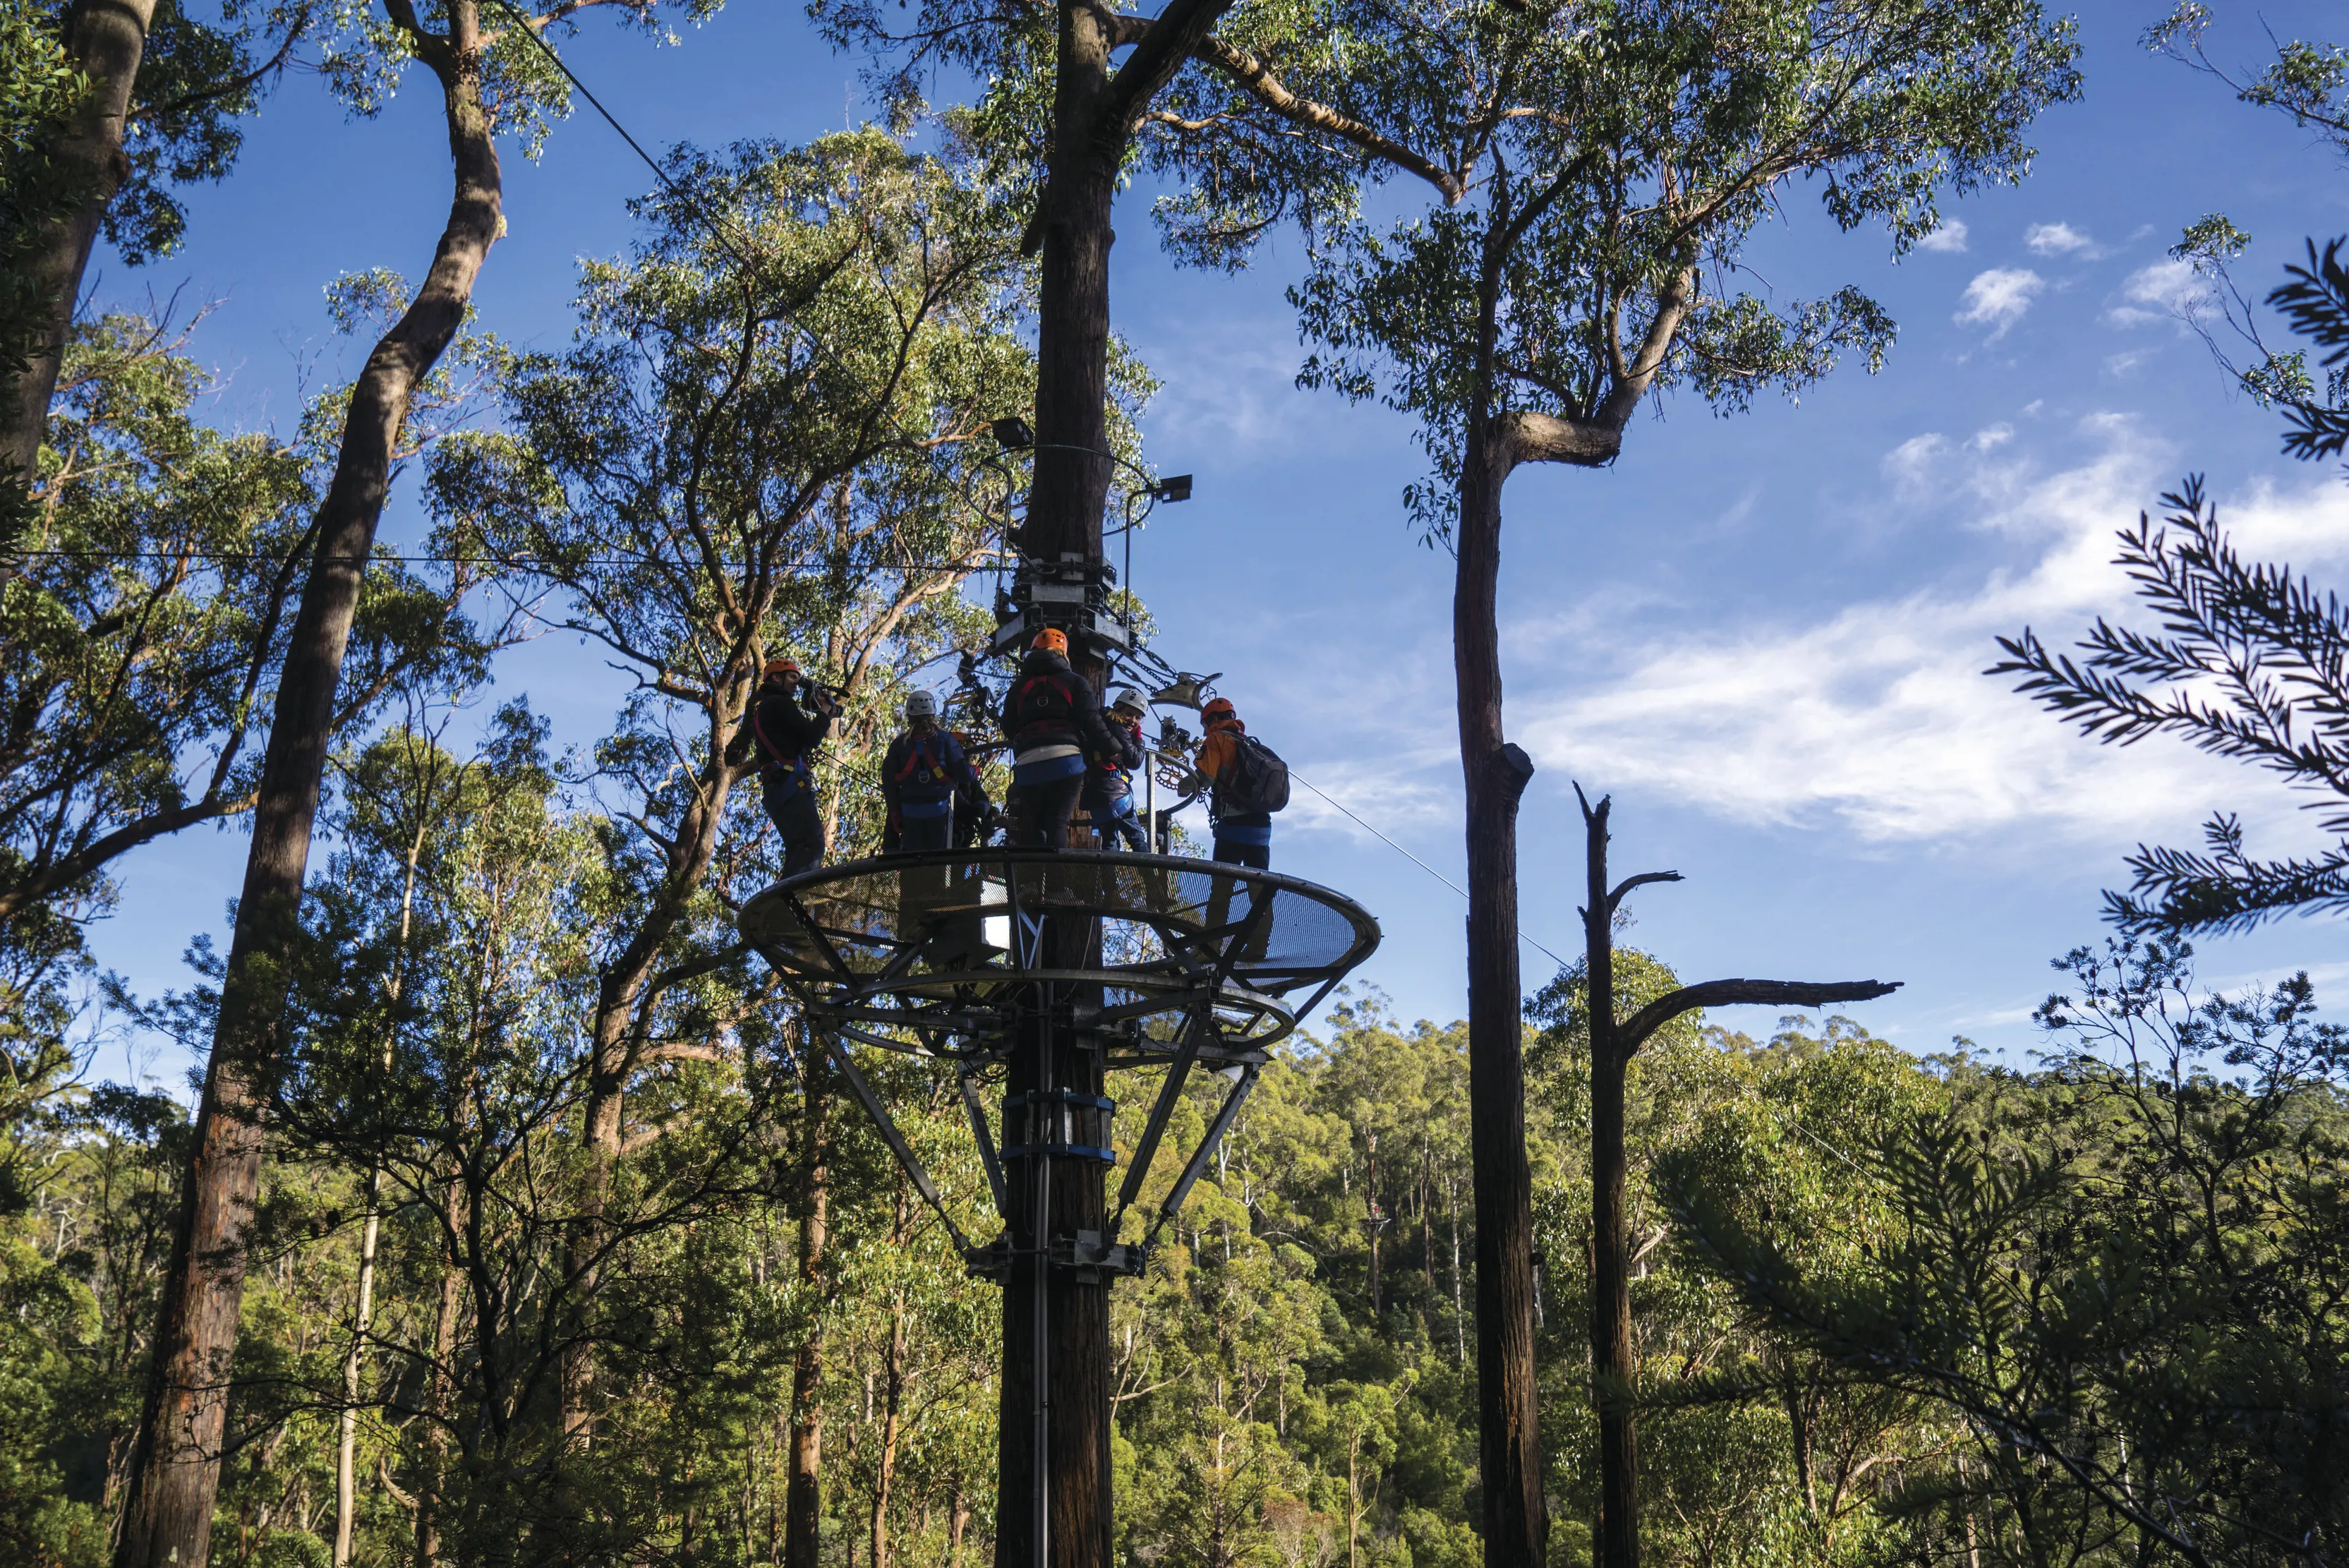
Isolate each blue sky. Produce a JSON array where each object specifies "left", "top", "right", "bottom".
[{"left": 78, "top": 0, "right": 2349, "bottom": 1087}]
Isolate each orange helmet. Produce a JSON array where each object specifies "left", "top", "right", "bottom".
[
  {"left": 1202, "top": 696, "right": 1236, "bottom": 722},
  {"left": 763, "top": 656, "right": 801, "bottom": 680},
  {"left": 1032, "top": 627, "right": 1069, "bottom": 656}
]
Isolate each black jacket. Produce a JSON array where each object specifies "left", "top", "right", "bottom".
[
  {"left": 1083, "top": 718, "right": 1146, "bottom": 804},
  {"left": 738, "top": 684, "right": 831, "bottom": 781},
  {"left": 998, "top": 650, "right": 1117, "bottom": 760}
]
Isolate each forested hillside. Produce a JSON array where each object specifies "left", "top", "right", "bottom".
[{"left": 8, "top": 923, "right": 2339, "bottom": 1564}]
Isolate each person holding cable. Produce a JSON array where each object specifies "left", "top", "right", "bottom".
[
  {"left": 730, "top": 656, "right": 838, "bottom": 876},
  {"left": 1082, "top": 687, "right": 1152, "bottom": 853}
]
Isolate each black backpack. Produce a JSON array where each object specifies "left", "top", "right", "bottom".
[{"left": 1217, "top": 733, "right": 1290, "bottom": 815}]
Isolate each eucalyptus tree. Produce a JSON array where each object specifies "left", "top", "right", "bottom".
[
  {"left": 440, "top": 126, "right": 1031, "bottom": 1467},
  {"left": 114, "top": 2, "right": 727, "bottom": 1560},
  {"left": 0, "top": 0, "right": 312, "bottom": 526},
  {"left": 0, "top": 297, "right": 494, "bottom": 958},
  {"left": 1191, "top": 6, "right": 2072, "bottom": 1555}
]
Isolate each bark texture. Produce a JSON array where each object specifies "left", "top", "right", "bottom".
[
  {"left": 1456, "top": 416, "right": 1545, "bottom": 1568},
  {"left": 0, "top": 0, "right": 161, "bottom": 516},
  {"left": 110, "top": 19, "right": 502, "bottom": 1564},
  {"left": 1580, "top": 800, "right": 1638, "bottom": 1568},
  {"left": 1576, "top": 790, "right": 1898, "bottom": 1568},
  {"left": 785, "top": 1043, "right": 831, "bottom": 1568}
]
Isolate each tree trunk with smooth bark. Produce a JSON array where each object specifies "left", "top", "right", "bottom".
[
  {"left": 785, "top": 1041, "right": 831, "bottom": 1568},
  {"left": 0, "top": 0, "right": 161, "bottom": 519},
  {"left": 110, "top": 20, "right": 501, "bottom": 1565}
]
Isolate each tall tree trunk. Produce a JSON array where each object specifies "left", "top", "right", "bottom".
[
  {"left": 785, "top": 1041, "right": 831, "bottom": 1568},
  {"left": 1020, "top": 0, "right": 1121, "bottom": 569},
  {"left": 335, "top": 818, "right": 428, "bottom": 1566},
  {"left": 110, "top": 25, "right": 501, "bottom": 1567},
  {"left": 0, "top": 0, "right": 161, "bottom": 517},
  {"left": 1580, "top": 804, "right": 1636, "bottom": 1568},
  {"left": 870, "top": 1286, "right": 907, "bottom": 1568},
  {"left": 1456, "top": 403, "right": 1543, "bottom": 1568},
  {"left": 332, "top": 1169, "right": 385, "bottom": 1564},
  {"left": 415, "top": 1188, "right": 464, "bottom": 1568}
]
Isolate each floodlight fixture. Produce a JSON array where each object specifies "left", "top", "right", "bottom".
[
  {"left": 991, "top": 416, "right": 1035, "bottom": 450},
  {"left": 1152, "top": 474, "right": 1193, "bottom": 503}
]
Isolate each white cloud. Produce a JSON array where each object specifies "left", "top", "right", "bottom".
[
  {"left": 2024, "top": 222, "right": 2098, "bottom": 257},
  {"left": 2108, "top": 258, "right": 2209, "bottom": 328},
  {"left": 1918, "top": 220, "right": 1970, "bottom": 253},
  {"left": 1968, "top": 423, "right": 2015, "bottom": 453},
  {"left": 1881, "top": 433, "right": 1948, "bottom": 489},
  {"left": 1509, "top": 431, "right": 2349, "bottom": 847},
  {"left": 1955, "top": 268, "right": 2044, "bottom": 339}
]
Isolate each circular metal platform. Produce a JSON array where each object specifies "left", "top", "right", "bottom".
[{"left": 739, "top": 848, "right": 1380, "bottom": 1064}]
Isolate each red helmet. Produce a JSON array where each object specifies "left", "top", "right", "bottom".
[
  {"left": 1201, "top": 696, "right": 1236, "bottom": 722},
  {"left": 1032, "top": 627, "right": 1069, "bottom": 656},
  {"left": 763, "top": 656, "right": 801, "bottom": 680}
]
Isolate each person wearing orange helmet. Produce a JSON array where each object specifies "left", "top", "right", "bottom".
[
  {"left": 730, "top": 655, "right": 837, "bottom": 875},
  {"left": 1189, "top": 694, "right": 1284, "bottom": 955},
  {"left": 1192, "top": 695, "right": 1275, "bottom": 870},
  {"left": 998, "top": 625, "right": 1118, "bottom": 849}
]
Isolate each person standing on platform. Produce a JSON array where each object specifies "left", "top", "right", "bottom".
[
  {"left": 1083, "top": 687, "right": 1151, "bottom": 852},
  {"left": 1192, "top": 696, "right": 1282, "bottom": 870},
  {"left": 731, "top": 656, "right": 837, "bottom": 876},
  {"left": 1190, "top": 695, "right": 1288, "bottom": 953},
  {"left": 999, "top": 627, "right": 1118, "bottom": 849},
  {"left": 881, "top": 689, "right": 983, "bottom": 852}
]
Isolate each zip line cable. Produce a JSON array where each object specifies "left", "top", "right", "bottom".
[
  {"left": 488, "top": 0, "right": 766, "bottom": 272},
  {"left": 1289, "top": 764, "right": 1872, "bottom": 1176},
  {"left": 13, "top": 547, "right": 1007, "bottom": 571},
  {"left": 1285, "top": 766, "right": 1572, "bottom": 972}
]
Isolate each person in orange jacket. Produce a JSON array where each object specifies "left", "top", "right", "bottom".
[
  {"left": 1192, "top": 696, "right": 1272, "bottom": 872},
  {"left": 1188, "top": 694, "right": 1274, "bottom": 953}
]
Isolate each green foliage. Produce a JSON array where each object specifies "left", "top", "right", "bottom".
[
  {"left": 0, "top": 302, "right": 500, "bottom": 996},
  {"left": 1991, "top": 477, "right": 2349, "bottom": 936},
  {"left": 1669, "top": 941, "right": 2349, "bottom": 1567},
  {"left": 1274, "top": 0, "right": 2079, "bottom": 537}
]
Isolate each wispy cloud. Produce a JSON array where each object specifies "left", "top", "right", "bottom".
[
  {"left": 1955, "top": 268, "right": 2044, "bottom": 339},
  {"left": 1508, "top": 428, "right": 2349, "bottom": 848},
  {"left": 2024, "top": 222, "right": 2100, "bottom": 258},
  {"left": 1918, "top": 219, "right": 1970, "bottom": 254},
  {"left": 1882, "top": 433, "right": 1949, "bottom": 490},
  {"left": 2108, "top": 257, "right": 2209, "bottom": 328}
]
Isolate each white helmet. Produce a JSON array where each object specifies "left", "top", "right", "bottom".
[
  {"left": 1110, "top": 687, "right": 1146, "bottom": 716},
  {"left": 904, "top": 689, "right": 938, "bottom": 721}
]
